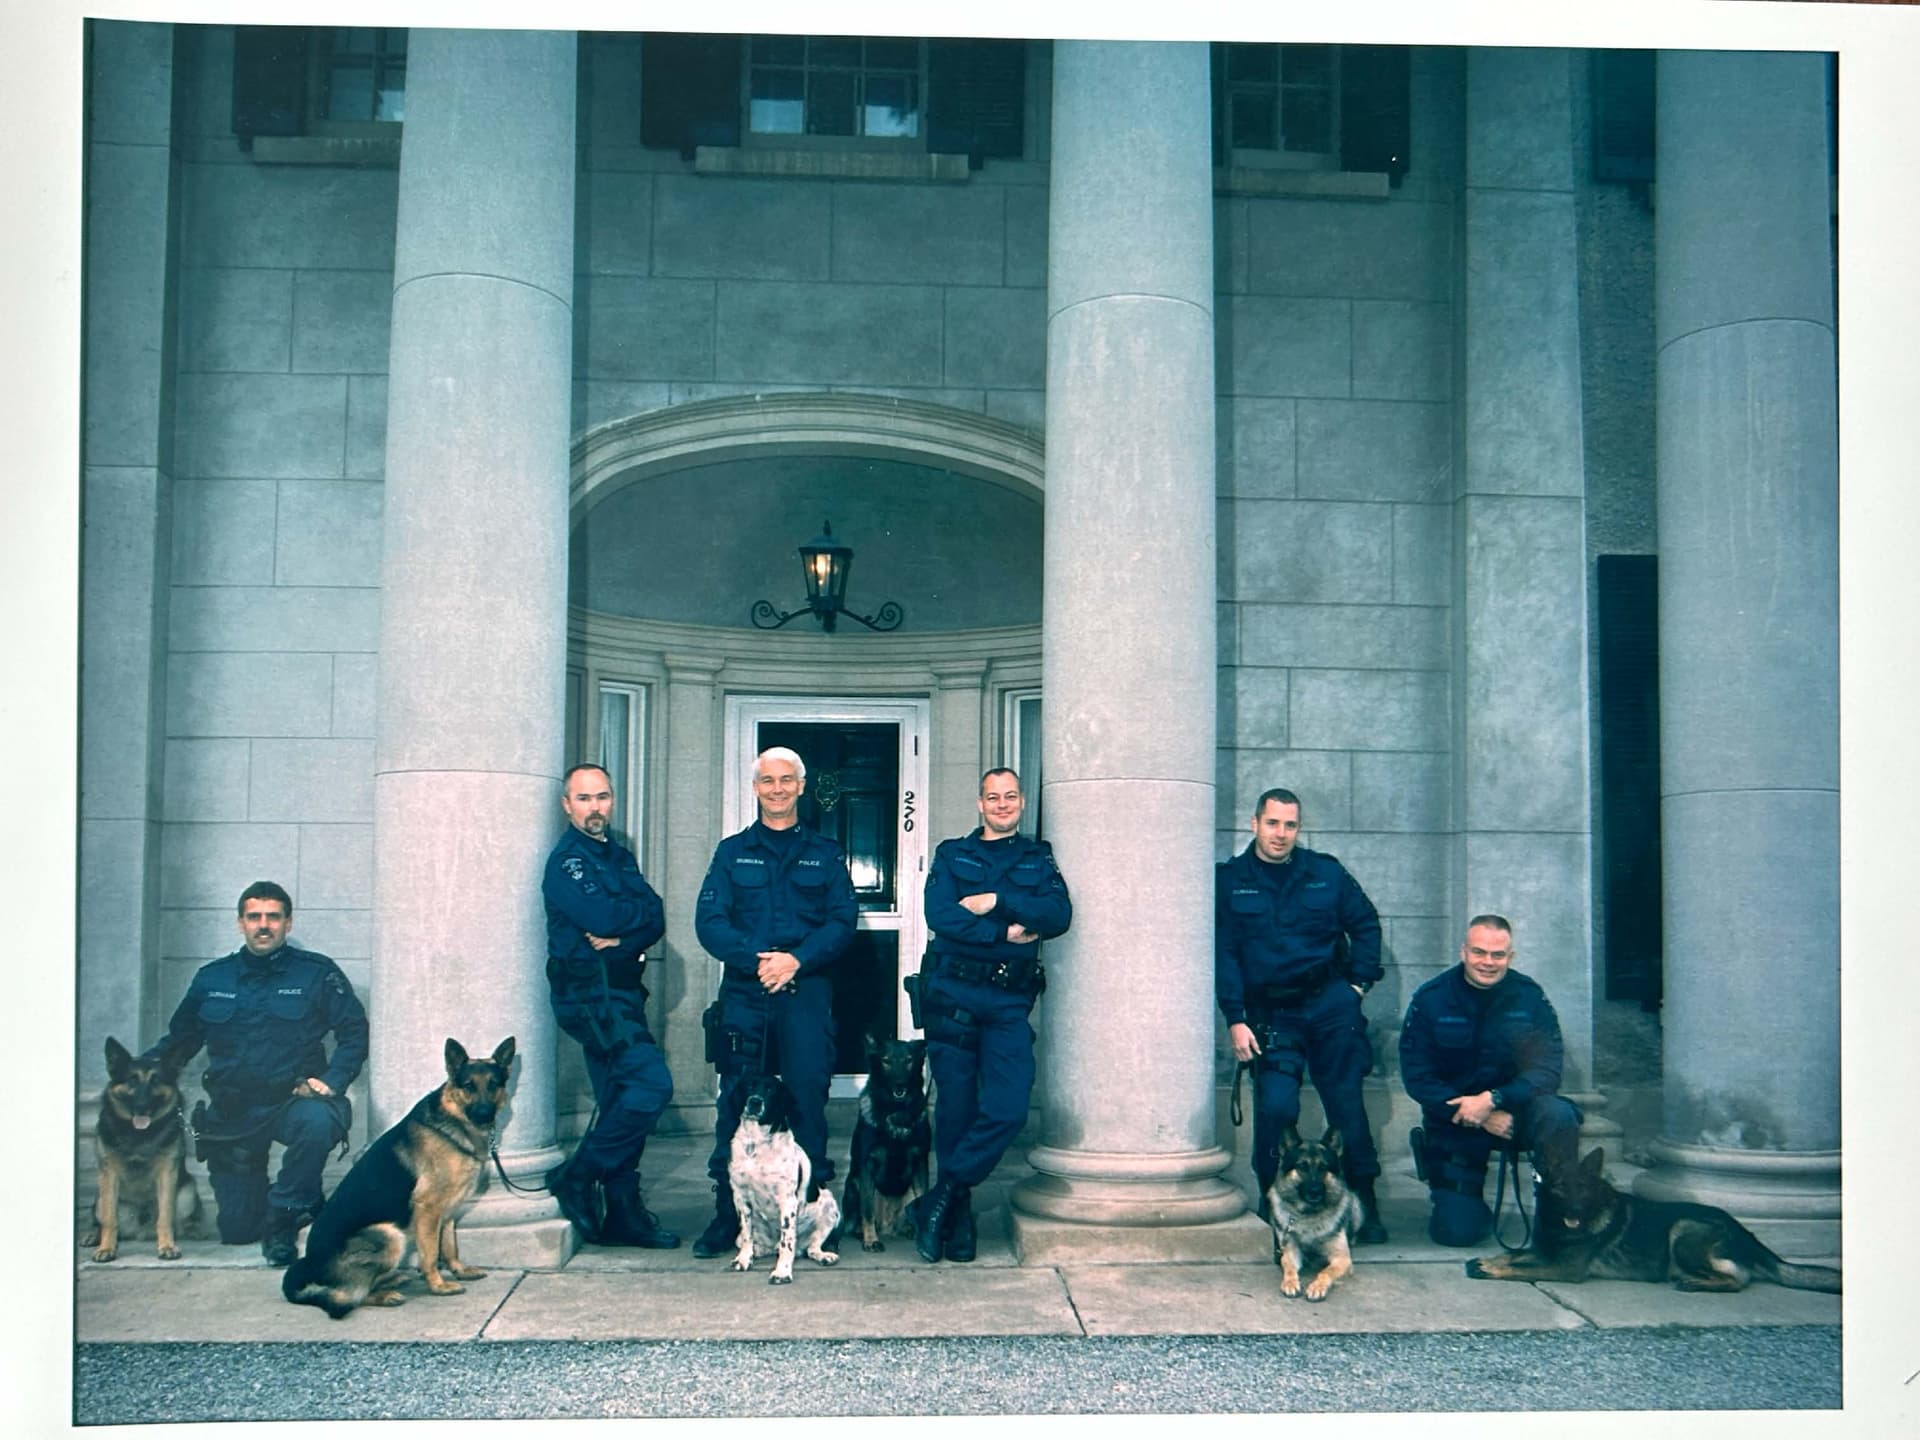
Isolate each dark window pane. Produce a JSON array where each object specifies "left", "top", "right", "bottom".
[
  {"left": 866, "top": 37, "right": 917, "bottom": 70},
  {"left": 809, "top": 70, "right": 857, "bottom": 135},
  {"left": 337, "top": 27, "right": 375, "bottom": 56},
  {"left": 811, "top": 36, "right": 860, "bottom": 68},
  {"left": 377, "top": 64, "right": 405, "bottom": 122},
  {"left": 1231, "top": 90, "right": 1276, "bottom": 150},
  {"left": 863, "top": 73, "right": 918, "bottom": 137},
  {"left": 328, "top": 63, "right": 374, "bottom": 121},
  {"left": 1282, "top": 43, "right": 1333, "bottom": 87},
  {"left": 751, "top": 34, "right": 803, "bottom": 65},
  {"left": 1226, "top": 43, "right": 1276, "bottom": 84},
  {"left": 384, "top": 28, "right": 407, "bottom": 56},
  {"left": 1283, "top": 87, "right": 1331, "bottom": 153},
  {"left": 749, "top": 66, "right": 805, "bottom": 133}
]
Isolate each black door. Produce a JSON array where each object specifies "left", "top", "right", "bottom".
[{"left": 758, "top": 721, "right": 901, "bottom": 1072}]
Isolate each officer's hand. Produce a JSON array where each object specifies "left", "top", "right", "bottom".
[
  {"left": 1006, "top": 923, "right": 1038, "bottom": 944},
  {"left": 1229, "top": 1022, "right": 1261, "bottom": 1062},
  {"left": 293, "top": 1077, "right": 333, "bottom": 1098},
  {"left": 1484, "top": 1109, "right": 1515, "bottom": 1140},
  {"left": 757, "top": 951, "right": 801, "bottom": 992},
  {"left": 1449, "top": 1091, "right": 1495, "bottom": 1128},
  {"left": 585, "top": 933, "right": 621, "bottom": 951},
  {"left": 959, "top": 892, "right": 997, "bottom": 916}
]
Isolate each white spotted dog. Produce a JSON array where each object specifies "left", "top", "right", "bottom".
[{"left": 728, "top": 1073, "right": 841, "bottom": 1284}]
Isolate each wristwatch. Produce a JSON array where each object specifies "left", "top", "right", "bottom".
[{"left": 1488, "top": 1087, "right": 1508, "bottom": 1111}]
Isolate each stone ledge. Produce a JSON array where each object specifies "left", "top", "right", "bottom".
[{"left": 1009, "top": 1210, "right": 1271, "bottom": 1266}]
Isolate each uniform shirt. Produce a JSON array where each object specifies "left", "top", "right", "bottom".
[
  {"left": 542, "top": 823, "right": 665, "bottom": 964},
  {"left": 1398, "top": 963, "right": 1566, "bottom": 1115},
  {"left": 924, "top": 827, "right": 1072, "bottom": 964},
  {"left": 695, "top": 821, "right": 857, "bottom": 981},
  {"left": 1214, "top": 842, "right": 1383, "bottom": 1025},
  {"left": 151, "top": 945, "right": 369, "bottom": 1106}
]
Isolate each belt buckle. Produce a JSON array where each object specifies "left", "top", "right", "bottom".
[{"left": 990, "top": 961, "right": 1014, "bottom": 987}]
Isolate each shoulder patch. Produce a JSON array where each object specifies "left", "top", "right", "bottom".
[{"left": 561, "top": 856, "right": 585, "bottom": 880}]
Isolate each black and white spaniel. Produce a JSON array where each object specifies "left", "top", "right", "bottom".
[{"left": 728, "top": 1073, "right": 841, "bottom": 1284}]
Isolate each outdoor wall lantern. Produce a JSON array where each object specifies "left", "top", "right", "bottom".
[{"left": 749, "top": 519, "right": 903, "bottom": 633}]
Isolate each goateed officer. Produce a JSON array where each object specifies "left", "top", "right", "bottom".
[
  {"left": 148, "top": 880, "right": 367, "bottom": 1265},
  {"left": 541, "top": 762, "right": 679, "bottom": 1249},
  {"left": 909, "top": 767, "right": 1072, "bottom": 1263},
  {"left": 1399, "top": 913, "right": 1582, "bottom": 1245},
  {"left": 690, "top": 746, "right": 858, "bottom": 1258},
  {"left": 1217, "top": 787, "right": 1389, "bottom": 1244}
]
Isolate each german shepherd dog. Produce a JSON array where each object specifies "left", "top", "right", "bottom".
[
  {"left": 84, "top": 1038, "right": 203, "bottom": 1262},
  {"left": 840, "top": 1035, "right": 931, "bottom": 1252},
  {"left": 1266, "top": 1126, "right": 1364, "bottom": 1301},
  {"left": 283, "top": 1037, "right": 515, "bottom": 1318},
  {"left": 729, "top": 1072, "right": 842, "bottom": 1284},
  {"left": 1466, "top": 1130, "right": 1842, "bottom": 1293}
]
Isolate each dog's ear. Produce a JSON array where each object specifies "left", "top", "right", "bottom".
[
  {"left": 1321, "top": 1126, "right": 1345, "bottom": 1162},
  {"left": 444, "top": 1038, "right": 470, "bottom": 1076},
  {"left": 907, "top": 1038, "right": 926, "bottom": 1066},
  {"left": 864, "top": 1030, "right": 885, "bottom": 1062},
  {"left": 491, "top": 1037, "right": 517, "bottom": 1071},
  {"left": 104, "top": 1036, "right": 133, "bottom": 1081},
  {"left": 1580, "top": 1146, "right": 1607, "bottom": 1179},
  {"left": 1280, "top": 1125, "right": 1303, "bottom": 1154}
]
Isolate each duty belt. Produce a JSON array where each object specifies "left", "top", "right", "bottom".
[
  {"left": 935, "top": 953, "right": 1046, "bottom": 995},
  {"left": 1251, "top": 963, "right": 1332, "bottom": 1010}
]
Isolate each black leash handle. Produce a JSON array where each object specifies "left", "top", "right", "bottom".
[
  {"left": 1491, "top": 1142, "right": 1535, "bottom": 1253},
  {"left": 1230, "top": 1059, "right": 1251, "bottom": 1128}
]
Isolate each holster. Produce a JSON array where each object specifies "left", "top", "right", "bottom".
[
  {"left": 701, "top": 999, "right": 764, "bottom": 1070},
  {"left": 903, "top": 972, "right": 925, "bottom": 1031}
]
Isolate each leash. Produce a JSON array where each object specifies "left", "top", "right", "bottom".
[
  {"left": 492, "top": 1100, "right": 604, "bottom": 1195},
  {"left": 1489, "top": 1141, "right": 1535, "bottom": 1253},
  {"left": 1229, "top": 1059, "right": 1252, "bottom": 1127}
]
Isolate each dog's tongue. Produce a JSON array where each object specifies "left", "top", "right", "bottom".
[{"left": 132, "top": 1116, "right": 151, "bottom": 1130}]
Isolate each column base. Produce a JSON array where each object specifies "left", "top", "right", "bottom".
[
  {"left": 1632, "top": 1139, "right": 1841, "bottom": 1259},
  {"left": 1013, "top": 1144, "right": 1247, "bottom": 1227},
  {"left": 446, "top": 1144, "right": 579, "bottom": 1268},
  {"left": 451, "top": 1217, "right": 578, "bottom": 1271}
]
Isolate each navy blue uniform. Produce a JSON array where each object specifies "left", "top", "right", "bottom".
[
  {"left": 695, "top": 821, "right": 857, "bottom": 1187},
  {"left": 1216, "top": 843, "right": 1383, "bottom": 1189},
  {"left": 542, "top": 824, "right": 673, "bottom": 1203},
  {"left": 921, "top": 828, "right": 1072, "bottom": 1187},
  {"left": 1398, "top": 963, "right": 1581, "bottom": 1245},
  {"left": 151, "top": 944, "right": 367, "bottom": 1242}
]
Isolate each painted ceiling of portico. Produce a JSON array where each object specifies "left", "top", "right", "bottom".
[{"left": 568, "top": 454, "right": 1043, "bottom": 631}]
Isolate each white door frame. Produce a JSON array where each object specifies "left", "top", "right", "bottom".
[{"left": 723, "top": 694, "right": 932, "bottom": 1092}]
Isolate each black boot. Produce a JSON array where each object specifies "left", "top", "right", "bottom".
[
  {"left": 943, "top": 1190, "right": 977, "bottom": 1263},
  {"left": 1350, "top": 1175, "right": 1388, "bottom": 1245},
  {"left": 260, "top": 1206, "right": 307, "bottom": 1268},
  {"left": 909, "top": 1176, "right": 969, "bottom": 1264},
  {"left": 546, "top": 1161, "right": 605, "bottom": 1245},
  {"left": 691, "top": 1185, "right": 740, "bottom": 1259},
  {"left": 601, "top": 1183, "right": 682, "bottom": 1249}
]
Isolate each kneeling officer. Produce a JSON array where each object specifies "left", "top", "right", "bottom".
[
  {"left": 909, "top": 767, "right": 1071, "bottom": 1263},
  {"left": 1399, "top": 913, "right": 1582, "bottom": 1246}
]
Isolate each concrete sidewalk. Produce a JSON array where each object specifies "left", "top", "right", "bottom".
[{"left": 75, "top": 1132, "right": 1841, "bottom": 1345}]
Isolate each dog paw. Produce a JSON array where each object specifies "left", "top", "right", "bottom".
[
  {"left": 91, "top": 1246, "right": 118, "bottom": 1264},
  {"left": 425, "top": 1280, "right": 465, "bottom": 1296},
  {"left": 157, "top": 1244, "right": 182, "bottom": 1261},
  {"left": 769, "top": 1273, "right": 793, "bottom": 1285},
  {"left": 447, "top": 1263, "right": 486, "bottom": 1280},
  {"left": 729, "top": 1259, "right": 750, "bottom": 1272},
  {"left": 813, "top": 1251, "right": 840, "bottom": 1266},
  {"left": 1463, "top": 1259, "right": 1491, "bottom": 1280},
  {"left": 81, "top": 1229, "right": 100, "bottom": 1248},
  {"left": 1305, "top": 1282, "right": 1332, "bottom": 1302},
  {"left": 863, "top": 1240, "right": 885, "bottom": 1252},
  {"left": 1278, "top": 1279, "right": 1300, "bottom": 1299},
  {"left": 369, "top": 1291, "right": 407, "bottom": 1307}
]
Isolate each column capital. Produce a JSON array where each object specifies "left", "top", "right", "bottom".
[
  {"left": 928, "top": 659, "right": 989, "bottom": 689},
  {"left": 663, "top": 652, "right": 726, "bottom": 682}
]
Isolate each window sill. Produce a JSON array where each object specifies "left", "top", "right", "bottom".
[
  {"left": 1215, "top": 166, "right": 1389, "bottom": 200},
  {"left": 694, "top": 145, "right": 971, "bottom": 183},
  {"left": 248, "top": 134, "right": 402, "bottom": 168}
]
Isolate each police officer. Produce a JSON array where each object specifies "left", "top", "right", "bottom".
[
  {"left": 690, "top": 746, "right": 858, "bottom": 1258},
  {"left": 1217, "top": 787, "right": 1388, "bottom": 1244},
  {"left": 1399, "top": 913, "right": 1582, "bottom": 1246},
  {"left": 541, "top": 762, "right": 679, "bottom": 1249},
  {"left": 147, "top": 880, "right": 367, "bottom": 1265},
  {"left": 909, "top": 767, "right": 1071, "bottom": 1264}
]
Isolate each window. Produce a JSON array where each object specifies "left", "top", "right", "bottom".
[
  {"left": 746, "top": 35, "right": 922, "bottom": 144},
  {"left": 1218, "top": 42, "right": 1338, "bottom": 161},
  {"left": 312, "top": 26, "right": 407, "bottom": 128},
  {"left": 594, "top": 682, "right": 649, "bottom": 866},
  {"left": 1000, "top": 688, "right": 1043, "bottom": 839}
]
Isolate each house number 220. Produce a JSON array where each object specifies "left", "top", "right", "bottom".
[{"left": 902, "top": 790, "right": 916, "bottom": 832}]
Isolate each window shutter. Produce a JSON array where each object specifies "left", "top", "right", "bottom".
[
  {"left": 1339, "top": 44, "right": 1410, "bottom": 181},
  {"left": 1591, "top": 49, "right": 1655, "bottom": 184},
  {"left": 231, "top": 25, "right": 310, "bottom": 148},
  {"left": 927, "top": 39, "right": 1026, "bottom": 166},
  {"left": 640, "top": 32, "right": 743, "bottom": 158}
]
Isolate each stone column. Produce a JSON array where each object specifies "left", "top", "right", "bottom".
[
  {"left": 1638, "top": 51, "right": 1839, "bottom": 1252},
  {"left": 658, "top": 652, "right": 725, "bottom": 1132},
  {"left": 1012, "top": 41, "right": 1252, "bottom": 1259},
  {"left": 1455, "top": 48, "right": 1604, "bottom": 1138},
  {"left": 79, "top": 21, "right": 178, "bottom": 1103},
  {"left": 371, "top": 30, "right": 578, "bottom": 1265}
]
